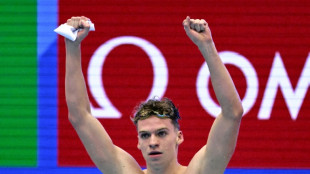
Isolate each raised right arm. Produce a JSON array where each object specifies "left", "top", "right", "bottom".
[{"left": 64, "top": 16, "right": 142, "bottom": 174}]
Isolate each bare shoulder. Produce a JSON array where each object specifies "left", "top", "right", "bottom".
[
  {"left": 185, "top": 145, "right": 208, "bottom": 174},
  {"left": 186, "top": 143, "right": 228, "bottom": 174},
  {"left": 112, "top": 146, "right": 145, "bottom": 174},
  {"left": 180, "top": 166, "right": 188, "bottom": 174}
]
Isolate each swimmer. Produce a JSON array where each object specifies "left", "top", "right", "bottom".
[{"left": 64, "top": 16, "right": 243, "bottom": 174}]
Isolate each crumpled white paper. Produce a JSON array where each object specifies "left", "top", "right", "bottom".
[{"left": 54, "top": 20, "right": 95, "bottom": 41}]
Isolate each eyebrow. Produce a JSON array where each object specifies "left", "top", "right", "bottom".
[
  {"left": 156, "top": 128, "right": 169, "bottom": 132},
  {"left": 138, "top": 131, "right": 149, "bottom": 135},
  {"left": 138, "top": 128, "right": 169, "bottom": 134}
]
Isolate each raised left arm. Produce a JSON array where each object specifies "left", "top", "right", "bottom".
[{"left": 183, "top": 16, "right": 243, "bottom": 174}]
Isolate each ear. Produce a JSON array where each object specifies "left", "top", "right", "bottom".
[
  {"left": 137, "top": 136, "right": 141, "bottom": 150},
  {"left": 137, "top": 143, "right": 141, "bottom": 150},
  {"left": 176, "top": 131, "right": 184, "bottom": 145}
]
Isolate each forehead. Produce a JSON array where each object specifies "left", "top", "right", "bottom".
[{"left": 137, "top": 116, "right": 174, "bottom": 132}]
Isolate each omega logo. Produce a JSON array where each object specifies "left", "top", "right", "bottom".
[{"left": 87, "top": 36, "right": 168, "bottom": 118}]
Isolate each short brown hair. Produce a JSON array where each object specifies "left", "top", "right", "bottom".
[{"left": 132, "top": 98, "right": 181, "bottom": 130}]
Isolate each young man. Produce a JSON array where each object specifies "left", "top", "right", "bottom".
[{"left": 65, "top": 16, "right": 243, "bottom": 174}]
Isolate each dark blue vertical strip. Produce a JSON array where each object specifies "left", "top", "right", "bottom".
[{"left": 37, "top": 0, "right": 58, "bottom": 168}]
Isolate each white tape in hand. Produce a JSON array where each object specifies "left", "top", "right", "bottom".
[{"left": 54, "top": 20, "right": 95, "bottom": 41}]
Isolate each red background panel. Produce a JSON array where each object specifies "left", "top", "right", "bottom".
[{"left": 58, "top": 0, "right": 310, "bottom": 168}]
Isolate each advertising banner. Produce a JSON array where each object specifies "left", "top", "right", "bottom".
[{"left": 57, "top": 0, "right": 310, "bottom": 168}]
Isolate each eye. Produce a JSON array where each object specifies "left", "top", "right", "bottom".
[
  {"left": 140, "top": 133, "right": 150, "bottom": 139},
  {"left": 157, "top": 131, "right": 167, "bottom": 137}
]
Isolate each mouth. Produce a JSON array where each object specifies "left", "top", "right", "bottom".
[{"left": 148, "top": 151, "right": 163, "bottom": 156}]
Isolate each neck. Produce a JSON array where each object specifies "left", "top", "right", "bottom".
[{"left": 145, "top": 159, "right": 184, "bottom": 174}]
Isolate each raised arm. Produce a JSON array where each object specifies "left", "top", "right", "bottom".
[
  {"left": 64, "top": 16, "right": 142, "bottom": 174},
  {"left": 183, "top": 16, "right": 244, "bottom": 173}
]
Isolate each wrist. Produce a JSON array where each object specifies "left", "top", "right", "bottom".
[
  {"left": 197, "top": 40, "right": 215, "bottom": 51},
  {"left": 65, "top": 39, "right": 81, "bottom": 57},
  {"left": 197, "top": 40, "right": 219, "bottom": 60},
  {"left": 65, "top": 38, "right": 81, "bottom": 47}
]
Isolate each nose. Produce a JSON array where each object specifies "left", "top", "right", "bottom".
[{"left": 149, "top": 134, "right": 159, "bottom": 149}]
